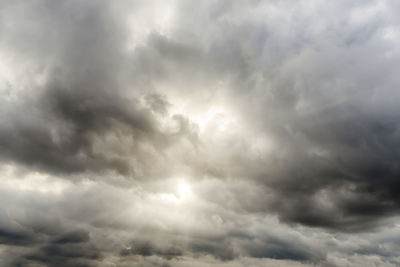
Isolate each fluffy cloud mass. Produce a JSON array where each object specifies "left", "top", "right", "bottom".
[{"left": 1, "top": 0, "right": 400, "bottom": 266}]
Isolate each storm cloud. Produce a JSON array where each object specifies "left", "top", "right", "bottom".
[{"left": 1, "top": 0, "right": 400, "bottom": 266}]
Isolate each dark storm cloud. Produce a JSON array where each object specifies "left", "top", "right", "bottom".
[
  {"left": 53, "top": 230, "right": 90, "bottom": 244},
  {"left": 237, "top": 233, "right": 325, "bottom": 262},
  {"left": 0, "top": 228, "right": 38, "bottom": 247},
  {"left": 120, "top": 241, "right": 183, "bottom": 260},
  {"left": 2, "top": 0, "right": 400, "bottom": 266},
  {"left": 244, "top": 240, "right": 314, "bottom": 261},
  {"left": 119, "top": 235, "right": 317, "bottom": 263},
  {"left": 3, "top": 225, "right": 101, "bottom": 267},
  {"left": 18, "top": 242, "right": 101, "bottom": 267},
  {"left": 188, "top": 239, "right": 236, "bottom": 261},
  {"left": 254, "top": 101, "right": 400, "bottom": 230},
  {"left": 165, "top": 0, "right": 400, "bottom": 231},
  {"left": 0, "top": 0, "right": 134, "bottom": 174},
  {"left": 0, "top": 0, "right": 198, "bottom": 177}
]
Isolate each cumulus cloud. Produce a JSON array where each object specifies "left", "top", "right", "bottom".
[{"left": 1, "top": 0, "right": 400, "bottom": 266}]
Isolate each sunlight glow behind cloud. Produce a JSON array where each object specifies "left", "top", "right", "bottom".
[{"left": 1, "top": 0, "right": 400, "bottom": 266}]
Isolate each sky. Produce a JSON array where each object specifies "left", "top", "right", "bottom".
[{"left": 1, "top": 0, "right": 400, "bottom": 266}]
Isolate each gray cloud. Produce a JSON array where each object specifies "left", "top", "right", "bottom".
[{"left": 1, "top": 0, "right": 400, "bottom": 266}]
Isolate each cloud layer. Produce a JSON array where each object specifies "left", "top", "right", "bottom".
[{"left": 1, "top": 0, "right": 400, "bottom": 266}]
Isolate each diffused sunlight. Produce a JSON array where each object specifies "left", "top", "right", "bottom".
[{"left": 178, "top": 182, "right": 191, "bottom": 200}]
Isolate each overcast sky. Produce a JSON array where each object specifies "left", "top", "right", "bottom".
[{"left": 1, "top": 0, "right": 400, "bottom": 266}]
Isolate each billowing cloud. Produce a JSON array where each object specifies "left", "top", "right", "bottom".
[{"left": 1, "top": 0, "right": 400, "bottom": 266}]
